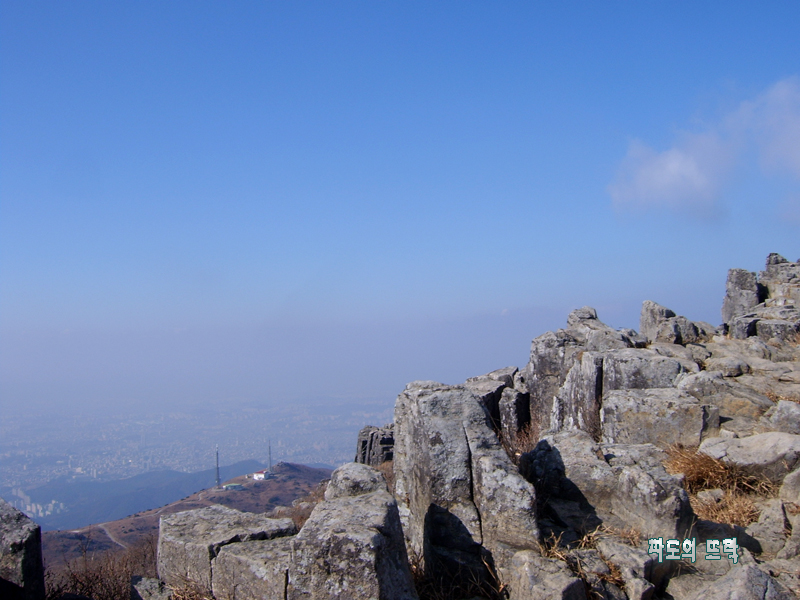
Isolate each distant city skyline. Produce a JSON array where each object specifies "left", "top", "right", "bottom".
[{"left": 2, "top": 2, "right": 799, "bottom": 420}]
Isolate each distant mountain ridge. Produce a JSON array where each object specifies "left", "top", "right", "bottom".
[{"left": 31, "top": 459, "right": 264, "bottom": 531}]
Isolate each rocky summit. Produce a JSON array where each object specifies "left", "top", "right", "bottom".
[{"left": 3, "top": 253, "right": 800, "bottom": 600}]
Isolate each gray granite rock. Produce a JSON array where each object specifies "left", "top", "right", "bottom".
[
  {"left": 745, "top": 499, "right": 790, "bottom": 556},
  {"left": 213, "top": 483, "right": 418, "bottom": 600},
  {"left": 286, "top": 486, "right": 417, "bottom": 600},
  {"left": 508, "top": 550, "right": 587, "bottom": 600},
  {"left": 0, "top": 498, "right": 44, "bottom": 600},
  {"left": 393, "top": 381, "right": 539, "bottom": 583},
  {"left": 761, "top": 401, "right": 800, "bottom": 435},
  {"left": 601, "top": 388, "right": 719, "bottom": 448},
  {"left": 156, "top": 505, "right": 296, "bottom": 594},
  {"left": 324, "top": 462, "right": 387, "bottom": 500},
  {"left": 520, "top": 431, "right": 692, "bottom": 541},
  {"left": 354, "top": 424, "right": 394, "bottom": 466},
  {"left": 779, "top": 467, "right": 800, "bottom": 504},
  {"left": 686, "top": 564, "right": 793, "bottom": 600},
  {"left": 699, "top": 433, "right": 800, "bottom": 484},
  {"left": 130, "top": 576, "right": 173, "bottom": 600},
  {"left": 722, "top": 268, "right": 764, "bottom": 325}
]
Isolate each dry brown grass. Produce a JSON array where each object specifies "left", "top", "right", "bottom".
[
  {"left": 376, "top": 460, "right": 396, "bottom": 494},
  {"left": 408, "top": 551, "right": 507, "bottom": 600},
  {"left": 690, "top": 491, "right": 761, "bottom": 528},
  {"left": 170, "top": 583, "right": 215, "bottom": 600},
  {"left": 664, "top": 445, "right": 775, "bottom": 495},
  {"left": 45, "top": 533, "right": 157, "bottom": 600},
  {"left": 499, "top": 421, "right": 540, "bottom": 465},
  {"left": 544, "top": 530, "right": 628, "bottom": 599},
  {"left": 664, "top": 445, "right": 776, "bottom": 529},
  {"left": 765, "top": 390, "right": 800, "bottom": 405},
  {"left": 281, "top": 480, "right": 328, "bottom": 529}
]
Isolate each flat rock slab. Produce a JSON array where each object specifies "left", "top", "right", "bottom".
[
  {"left": 157, "top": 504, "right": 295, "bottom": 593},
  {"left": 0, "top": 498, "right": 44, "bottom": 600},
  {"left": 699, "top": 432, "right": 800, "bottom": 484}
]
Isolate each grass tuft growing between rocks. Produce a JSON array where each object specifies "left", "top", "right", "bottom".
[
  {"left": 499, "top": 421, "right": 540, "bottom": 466},
  {"left": 765, "top": 389, "right": 800, "bottom": 404},
  {"left": 169, "top": 582, "right": 215, "bottom": 600},
  {"left": 664, "top": 445, "right": 776, "bottom": 528},
  {"left": 690, "top": 491, "right": 761, "bottom": 528},
  {"left": 664, "top": 445, "right": 775, "bottom": 495},
  {"left": 408, "top": 552, "right": 508, "bottom": 600}
]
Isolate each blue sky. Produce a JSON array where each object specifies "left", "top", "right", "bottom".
[{"left": 2, "top": 2, "right": 799, "bottom": 417}]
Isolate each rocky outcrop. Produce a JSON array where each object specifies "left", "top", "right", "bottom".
[
  {"left": 157, "top": 463, "right": 417, "bottom": 600},
  {"left": 393, "top": 381, "right": 540, "bottom": 584},
  {"left": 641, "top": 300, "right": 716, "bottom": 345},
  {"left": 723, "top": 254, "right": 800, "bottom": 342},
  {"left": 153, "top": 252, "right": 800, "bottom": 600},
  {"left": 355, "top": 424, "right": 394, "bottom": 466},
  {"left": 0, "top": 498, "right": 44, "bottom": 600},
  {"left": 600, "top": 388, "right": 719, "bottom": 447}
]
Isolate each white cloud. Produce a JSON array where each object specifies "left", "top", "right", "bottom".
[
  {"left": 743, "top": 77, "right": 800, "bottom": 177},
  {"left": 610, "top": 76, "right": 800, "bottom": 214},
  {"left": 608, "top": 133, "right": 735, "bottom": 212}
]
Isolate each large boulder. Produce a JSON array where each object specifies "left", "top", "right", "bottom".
[
  {"left": 0, "top": 499, "right": 44, "bottom": 600},
  {"left": 212, "top": 537, "right": 294, "bottom": 600},
  {"left": 520, "top": 431, "right": 693, "bottom": 541},
  {"left": 325, "top": 462, "right": 388, "bottom": 500},
  {"left": 156, "top": 505, "right": 296, "bottom": 594},
  {"left": 393, "top": 381, "right": 539, "bottom": 582},
  {"left": 699, "top": 433, "right": 800, "bottom": 484},
  {"left": 287, "top": 483, "right": 417, "bottom": 599},
  {"left": 600, "top": 388, "right": 719, "bottom": 448}
]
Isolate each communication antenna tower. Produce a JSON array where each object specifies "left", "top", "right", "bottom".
[
  {"left": 268, "top": 438, "right": 272, "bottom": 473},
  {"left": 215, "top": 445, "right": 221, "bottom": 488}
]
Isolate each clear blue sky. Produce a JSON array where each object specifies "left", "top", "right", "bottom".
[{"left": 2, "top": 2, "right": 799, "bottom": 416}]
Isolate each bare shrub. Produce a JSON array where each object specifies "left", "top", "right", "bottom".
[
  {"left": 45, "top": 533, "right": 157, "bottom": 600},
  {"left": 170, "top": 582, "right": 215, "bottom": 600},
  {"left": 282, "top": 480, "right": 328, "bottom": 530}
]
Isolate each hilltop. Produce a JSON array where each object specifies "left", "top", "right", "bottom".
[{"left": 41, "top": 462, "right": 330, "bottom": 568}]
